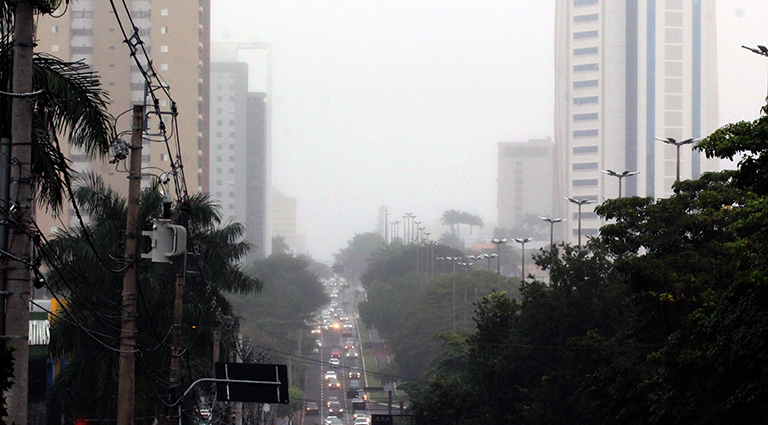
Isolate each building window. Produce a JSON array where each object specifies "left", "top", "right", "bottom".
[
  {"left": 51, "top": 26, "right": 59, "bottom": 33},
  {"left": 574, "top": 14, "right": 598, "bottom": 23},
  {"left": 573, "top": 129, "right": 599, "bottom": 138},
  {"left": 573, "top": 146, "right": 598, "bottom": 154},
  {"left": 573, "top": 179, "right": 598, "bottom": 187},
  {"left": 574, "top": 30, "right": 599, "bottom": 39},
  {"left": 160, "top": 45, "right": 169, "bottom": 53},
  {"left": 574, "top": 0, "right": 598, "bottom": 5},
  {"left": 573, "top": 80, "right": 598, "bottom": 89},
  {"left": 51, "top": 44, "right": 59, "bottom": 52},
  {"left": 573, "top": 96, "right": 598, "bottom": 105},
  {"left": 573, "top": 63, "right": 599, "bottom": 72},
  {"left": 161, "top": 9, "right": 168, "bottom": 16},
  {"left": 574, "top": 47, "right": 599, "bottom": 56},
  {"left": 160, "top": 63, "right": 168, "bottom": 71},
  {"left": 573, "top": 113, "right": 598, "bottom": 121},
  {"left": 573, "top": 162, "right": 598, "bottom": 170},
  {"left": 161, "top": 26, "right": 168, "bottom": 34},
  {"left": 572, "top": 212, "right": 599, "bottom": 220}
]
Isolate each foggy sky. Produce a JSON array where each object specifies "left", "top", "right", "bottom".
[{"left": 211, "top": 1, "right": 768, "bottom": 263}]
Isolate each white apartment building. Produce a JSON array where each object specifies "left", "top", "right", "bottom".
[{"left": 555, "top": 0, "right": 719, "bottom": 243}]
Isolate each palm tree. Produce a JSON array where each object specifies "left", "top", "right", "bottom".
[
  {"left": 42, "top": 174, "right": 261, "bottom": 423},
  {"left": 441, "top": 209, "right": 462, "bottom": 234}
]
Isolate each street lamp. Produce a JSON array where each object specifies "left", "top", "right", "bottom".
[
  {"left": 655, "top": 137, "right": 699, "bottom": 183},
  {"left": 565, "top": 197, "right": 595, "bottom": 249},
  {"left": 482, "top": 253, "right": 497, "bottom": 272},
  {"left": 491, "top": 238, "right": 507, "bottom": 285},
  {"left": 600, "top": 169, "right": 640, "bottom": 198},
  {"left": 538, "top": 217, "right": 566, "bottom": 248},
  {"left": 391, "top": 220, "right": 400, "bottom": 244},
  {"left": 513, "top": 238, "right": 533, "bottom": 281},
  {"left": 742, "top": 44, "right": 768, "bottom": 97},
  {"left": 437, "top": 256, "right": 461, "bottom": 332},
  {"left": 458, "top": 261, "right": 474, "bottom": 332}
]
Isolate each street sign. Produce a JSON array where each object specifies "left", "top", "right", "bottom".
[{"left": 214, "top": 363, "right": 289, "bottom": 404}]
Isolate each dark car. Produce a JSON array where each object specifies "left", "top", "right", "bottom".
[
  {"left": 328, "top": 400, "right": 344, "bottom": 416},
  {"left": 305, "top": 402, "right": 319, "bottom": 414}
]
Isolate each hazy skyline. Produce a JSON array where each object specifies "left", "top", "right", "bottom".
[{"left": 211, "top": 1, "right": 768, "bottom": 262}]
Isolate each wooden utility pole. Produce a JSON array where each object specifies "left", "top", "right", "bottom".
[
  {"left": 117, "top": 105, "right": 144, "bottom": 425},
  {"left": 5, "top": 2, "right": 35, "bottom": 423}
]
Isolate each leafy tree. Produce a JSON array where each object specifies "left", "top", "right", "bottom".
[
  {"left": 43, "top": 174, "right": 260, "bottom": 422},
  {"left": 333, "top": 232, "right": 384, "bottom": 280},
  {"left": 271, "top": 235, "right": 290, "bottom": 254},
  {"left": 230, "top": 253, "right": 328, "bottom": 355},
  {"left": 0, "top": 346, "right": 14, "bottom": 425}
]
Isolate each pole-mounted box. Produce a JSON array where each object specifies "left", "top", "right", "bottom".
[{"left": 141, "top": 219, "right": 187, "bottom": 263}]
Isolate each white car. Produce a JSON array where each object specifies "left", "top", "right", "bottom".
[{"left": 324, "top": 370, "right": 337, "bottom": 381}]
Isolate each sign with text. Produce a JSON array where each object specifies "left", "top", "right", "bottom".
[{"left": 214, "top": 363, "right": 289, "bottom": 404}]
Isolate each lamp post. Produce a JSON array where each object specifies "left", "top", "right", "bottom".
[
  {"left": 538, "top": 217, "right": 566, "bottom": 248},
  {"left": 742, "top": 44, "right": 768, "bottom": 97},
  {"left": 491, "top": 238, "right": 507, "bottom": 285},
  {"left": 513, "top": 238, "right": 533, "bottom": 281},
  {"left": 482, "top": 253, "right": 497, "bottom": 272},
  {"left": 458, "top": 261, "right": 474, "bottom": 332},
  {"left": 438, "top": 256, "right": 460, "bottom": 332},
  {"left": 414, "top": 221, "right": 422, "bottom": 244},
  {"left": 565, "top": 197, "right": 595, "bottom": 249},
  {"left": 391, "top": 220, "right": 400, "bottom": 244},
  {"left": 655, "top": 137, "right": 699, "bottom": 183},
  {"left": 600, "top": 169, "right": 640, "bottom": 198}
]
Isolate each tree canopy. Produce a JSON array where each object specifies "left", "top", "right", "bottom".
[{"left": 406, "top": 105, "right": 768, "bottom": 424}]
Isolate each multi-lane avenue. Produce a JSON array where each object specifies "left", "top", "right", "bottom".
[{"left": 302, "top": 280, "right": 369, "bottom": 425}]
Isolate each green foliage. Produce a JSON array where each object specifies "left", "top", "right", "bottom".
[
  {"left": 273, "top": 387, "right": 304, "bottom": 419},
  {"left": 271, "top": 235, "right": 290, "bottom": 254},
  {"left": 43, "top": 175, "right": 260, "bottom": 421},
  {"left": 0, "top": 346, "right": 14, "bottom": 425},
  {"left": 229, "top": 253, "right": 328, "bottom": 356},
  {"left": 333, "top": 232, "right": 384, "bottom": 280},
  {"left": 409, "top": 101, "right": 768, "bottom": 423}
]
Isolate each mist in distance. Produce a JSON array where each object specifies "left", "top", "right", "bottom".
[{"left": 211, "top": 0, "right": 768, "bottom": 262}]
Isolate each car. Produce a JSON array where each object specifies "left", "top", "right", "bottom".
[
  {"left": 330, "top": 349, "right": 342, "bottom": 358},
  {"left": 344, "top": 338, "right": 355, "bottom": 350},
  {"left": 310, "top": 326, "right": 322, "bottom": 334},
  {"left": 327, "top": 400, "right": 344, "bottom": 416},
  {"left": 315, "top": 339, "right": 322, "bottom": 347},
  {"left": 349, "top": 379, "right": 360, "bottom": 390},
  {"left": 346, "top": 349, "right": 359, "bottom": 358},
  {"left": 328, "top": 377, "right": 341, "bottom": 388},
  {"left": 348, "top": 369, "right": 361, "bottom": 379},
  {"left": 324, "top": 370, "right": 337, "bottom": 381},
  {"left": 330, "top": 358, "right": 341, "bottom": 368},
  {"left": 305, "top": 402, "right": 320, "bottom": 414},
  {"left": 354, "top": 418, "right": 370, "bottom": 425},
  {"left": 326, "top": 396, "right": 339, "bottom": 407},
  {"left": 324, "top": 416, "right": 340, "bottom": 425}
]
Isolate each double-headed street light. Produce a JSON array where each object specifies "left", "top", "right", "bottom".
[
  {"left": 601, "top": 169, "right": 640, "bottom": 198},
  {"left": 655, "top": 137, "right": 700, "bottom": 183},
  {"left": 538, "top": 216, "right": 566, "bottom": 248},
  {"left": 491, "top": 238, "right": 507, "bottom": 285},
  {"left": 565, "top": 197, "right": 595, "bottom": 249},
  {"left": 437, "top": 256, "right": 461, "bottom": 332},
  {"left": 513, "top": 238, "right": 533, "bottom": 281},
  {"left": 482, "top": 253, "right": 497, "bottom": 272}
]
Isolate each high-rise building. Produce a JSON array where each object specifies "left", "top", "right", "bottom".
[
  {"left": 35, "top": 1, "right": 210, "bottom": 234},
  {"left": 497, "top": 138, "right": 559, "bottom": 233},
  {"left": 555, "top": 0, "right": 719, "bottom": 243},
  {"left": 209, "top": 45, "right": 272, "bottom": 262}
]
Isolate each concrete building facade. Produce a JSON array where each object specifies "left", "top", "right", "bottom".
[
  {"left": 497, "top": 138, "right": 559, "bottom": 234},
  {"left": 209, "top": 59, "right": 271, "bottom": 262},
  {"left": 555, "top": 0, "right": 719, "bottom": 243},
  {"left": 35, "top": 0, "right": 210, "bottom": 234}
]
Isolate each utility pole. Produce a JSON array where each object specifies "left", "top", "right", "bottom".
[
  {"left": 6, "top": 2, "right": 35, "bottom": 423},
  {"left": 169, "top": 271, "right": 184, "bottom": 424},
  {"left": 117, "top": 104, "right": 144, "bottom": 425}
]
